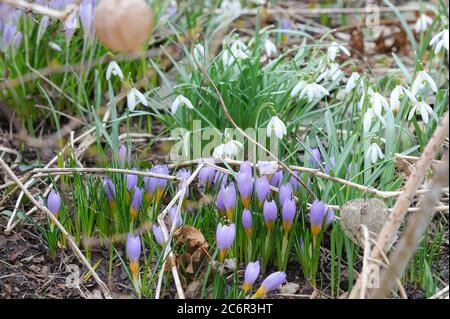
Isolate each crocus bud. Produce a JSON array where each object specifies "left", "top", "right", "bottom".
[
  {"left": 253, "top": 271, "right": 286, "bottom": 299},
  {"left": 127, "top": 233, "right": 141, "bottom": 277},
  {"left": 289, "top": 171, "right": 299, "bottom": 191},
  {"left": 243, "top": 261, "right": 260, "bottom": 293},
  {"left": 152, "top": 165, "right": 169, "bottom": 204},
  {"left": 310, "top": 148, "right": 321, "bottom": 168},
  {"left": 263, "top": 200, "right": 277, "bottom": 231},
  {"left": 80, "top": 0, "right": 95, "bottom": 37},
  {"left": 255, "top": 176, "right": 270, "bottom": 205},
  {"left": 282, "top": 199, "right": 296, "bottom": 234},
  {"left": 102, "top": 177, "right": 116, "bottom": 209},
  {"left": 126, "top": 173, "right": 138, "bottom": 193},
  {"left": 198, "top": 158, "right": 215, "bottom": 186},
  {"left": 269, "top": 170, "right": 283, "bottom": 188},
  {"left": 94, "top": 0, "right": 153, "bottom": 53},
  {"left": 130, "top": 187, "right": 142, "bottom": 219},
  {"left": 240, "top": 161, "right": 253, "bottom": 177},
  {"left": 143, "top": 170, "right": 156, "bottom": 202},
  {"left": 223, "top": 182, "right": 237, "bottom": 221},
  {"left": 152, "top": 224, "right": 165, "bottom": 246},
  {"left": 242, "top": 209, "right": 252, "bottom": 237},
  {"left": 310, "top": 200, "right": 333, "bottom": 240},
  {"left": 119, "top": 144, "right": 132, "bottom": 167},
  {"left": 216, "top": 186, "right": 226, "bottom": 215},
  {"left": 236, "top": 172, "right": 253, "bottom": 209},
  {"left": 281, "top": 18, "right": 290, "bottom": 44},
  {"left": 213, "top": 171, "right": 228, "bottom": 188},
  {"left": 47, "top": 189, "right": 61, "bottom": 217},
  {"left": 216, "top": 223, "right": 236, "bottom": 262},
  {"left": 278, "top": 183, "right": 292, "bottom": 207},
  {"left": 169, "top": 204, "right": 183, "bottom": 228}
]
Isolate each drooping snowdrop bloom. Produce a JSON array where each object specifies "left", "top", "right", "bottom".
[
  {"left": 253, "top": 271, "right": 286, "bottom": 299},
  {"left": 127, "top": 88, "right": 148, "bottom": 111},
  {"left": 264, "top": 39, "right": 277, "bottom": 58},
  {"left": 127, "top": 233, "right": 141, "bottom": 278},
  {"left": 171, "top": 95, "right": 194, "bottom": 114},
  {"left": 291, "top": 80, "right": 329, "bottom": 103},
  {"left": 193, "top": 43, "right": 205, "bottom": 61},
  {"left": 236, "top": 172, "right": 253, "bottom": 209},
  {"left": 216, "top": 223, "right": 236, "bottom": 262},
  {"left": 327, "top": 42, "right": 351, "bottom": 61},
  {"left": 242, "top": 209, "right": 253, "bottom": 237},
  {"left": 102, "top": 178, "right": 116, "bottom": 209},
  {"left": 152, "top": 224, "right": 165, "bottom": 246},
  {"left": 243, "top": 261, "right": 260, "bottom": 293},
  {"left": 345, "top": 72, "right": 361, "bottom": 93},
  {"left": 263, "top": 200, "right": 277, "bottom": 231},
  {"left": 407, "top": 97, "right": 434, "bottom": 124},
  {"left": 389, "top": 85, "right": 406, "bottom": 113},
  {"left": 429, "top": 29, "right": 449, "bottom": 54},
  {"left": 366, "top": 142, "right": 385, "bottom": 164},
  {"left": 47, "top": 189, "right": 61, "bottom": 217},
  {"left": 316, "top": 63, "right": 344, "bottom": 83},
  {"left": 222, "top": 40, "right": 249, "bottom": 66},
  {"left": 370, "top": 91, "right": 389, "bottom": 124},
  {"left": 213, "top": 140, "right": 243, "bottom": 158},
  {"left": 267, "top": 116, "right": 287, "bottom": 139},
  {"left": 169, "top": 204, "right": 183, "bottom": 228},
  {"left": 255, "top": 176, "right": 271, "bottom": 205},
  {"left": 415, "top": 14, "right": 433, "bottom": 33},
  {"left": 282, "top": 199, "right": 296, "bottom": 234},
  {"left": 363, "top": 108, "right": 375, "bottom": 135},
  {"left": 106, "top": 61, "right": 124, "bottom": 81},
  {"left": 130, "top": 187, "right": 143, "bottom": 219},
  {"left": 411, "top": 70, "right": 437, "bottom": 96}
]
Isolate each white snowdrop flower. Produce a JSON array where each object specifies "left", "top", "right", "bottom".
[
  {"left": 127, "top": 88, "right": 148, "bottom": 111},
  {"left": 327, "top": 42, "right": 351, "bottom": 61},
  {"left": 389, "top": 85, "right": 406, "bottom": 113},
  {"left": 213, "top": 140, "right": 243, "bottom": 158},
  {"left": 264, "top": 39, "right": 277, "bottom": 58},
  {"left": 292, "top": 81, "right": 329, "bottom": 103},
  {"left": 316, "top": 63, "right": 344, "bottom": 83},
  {"left": 106, "top": 61, "right": 124, "bottom": 81},
  {"left": 363, "top": 108, "right": 375, "bottom": 134},
  {"left": 171, "top": 95, "right": 194, "bottom": 114},
  {"left": 370, "top": 92, "right": 389, "bottom": 123},
  {"left": 415, "top": 14, "right": 433, "bottom": 33},
  {"left": 194, "top": 44, "right": 205, "bottom": 61},
  {"left": 222, "top": 40, "right": 249, "bottom": 66},
  {"left": 48, "top": 41, "right": 62, "bottom": 52},
  {"left": 345, "top": 72, "right": 361, "bottom": 93},
  {"left": 220, "top": 0, "right": 242, "bottom": 19},
  {"left": 407, "top": 96, "right": 434, "bottom": 124},
  {"left": 429, "top": 29, "right": 449, "bottom": 54},
  {"left": 267, "top": 116, "right": 287, "bottom": 139},
  {"left": 411, "top": 70, "right": 437, "bottom": 96},
  {"left": 366, "top": 142, "right": 384, "bottom": 164}
]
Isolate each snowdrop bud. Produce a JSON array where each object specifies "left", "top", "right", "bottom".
[
  {"left": 264, "top": 39, "right": 277, "bottom": 58},
  {"left": 94, "top": 0, "right": 153, "bottom": 53}
]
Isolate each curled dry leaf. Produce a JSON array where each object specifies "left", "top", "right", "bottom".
[
  {"left": 340, "top": 198, "right": 392, "bottom": 248},
  {"left": 174, "top": 225, "right": 208, "bottom": 253},
  {"left": 94, "top": 0, "right": 153, "bottom": 53}
]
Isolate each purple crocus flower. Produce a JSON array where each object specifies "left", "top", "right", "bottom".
[
  {"left": 263, "top": 200, "right": 277, "bottom": 231},
  {"left": 143, "top": 169, "right": 156, "bottom": 201},
  {"left": 216, "top": 186, "right": 226, "bottom": 215},
  {"left": 270, "top": 170, "right": 283, "bottom": 188},
  {"left": 253, "top": 271, "right": 286, "bottom": 299},
  {"left": 242, "top": 209, "right": 252, "bottom": 237},
  {"left": 213, "top": 170, "right": 228, "bottom": 188},
  {"left": 255, "top": 176, "right": 270, "bottom": 205},
  {"left": 222, "top": 182, "right": 237, "bottom": 220},
  {"left": 236, "top": 172, "right": 253, "bottom": 209},
  {"left": 130, "top": 187, "right": 142, "bottom": 219},
  {"left": 169, "top": 204, "right": 183, "bottom": 228},
  {"left": 240, "top": 161, "right": 253, "bottom": 177},
  {"left": 47, "top": 189, "right": 61, "bottom": 217},
  {"left": 79, "top": 0, "right": 94, "bottom": 36},
  {"left": 278, "top": 183, "right": 292, "bottom": 207},
  {"left": 198, "top": 158, "right": 215, "bottom": 186},
  {"left": 281, "top": 19, "right": 291, "bottom": 44},
  {"left": 119, "top": 144, "right": 132, "bottom": 167},
  {"left": 325, "top": 157, "right": 337, "bottom": 175},
  {"left": 102, "top": 177, "right": 116, "bottom": 209},
  {"left": 126, "top": 173, "right": 138, "bottom": 193},
  {"left": 152, "top": 165, "right": 169, "bottom": 203},
  {"left": 216, "top": 223, "right": 236, "bottom": 262},
  {"left": 243, "top": 261, "right": 260, "bottom": 293},
  {"left": 310, "top": 148, "right": 321, "bottom": 168},
  {"left": 152, "top": 224, "right": 165, "bottom": 246},
  {"left": 290, "top": 171, "right": 300, "bottom": 191},
  {"left": 310, "top": 200, "right": 333, "bottom": 240},
  {"left": 127, "top": 233, "right": 141, "bottom": 277},
  {"left": 64, "top": 8, "right": 78, "bottom": 40},
  {"left": 282, "top": 199, "right": 296, "bottom": 234},
  {"left": 177, "top": 168, "right": 192, "bottom": 198},
  {"left": 2, "top": 22, "right": 17, "bottom": 47}
]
